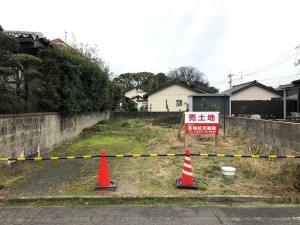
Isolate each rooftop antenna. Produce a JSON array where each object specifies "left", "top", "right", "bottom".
[
  {"left": 228, "top": 72, "right": 234, "bottom": 88},
  {"left": 294, "top": 44, "right": 300, "bottom": 66},
  {"left": 239, "top": 71, "right": 243, "bottom": 84},
  {"left": 63, "top": 30, "right": 68, "bottom": 43}
]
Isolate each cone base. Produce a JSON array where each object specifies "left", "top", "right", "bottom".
[
  {"left": 176, "top": 178, "right": 199, "bottom": 190},
  {"left": 93, "top": 180, "right": 117, "bottom": 192}
]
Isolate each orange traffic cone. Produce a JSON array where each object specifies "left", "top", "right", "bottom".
[
  {"left": 93, "top": 150, "right": 117, "bottom": 191},
  {"left": 176, "top": 148, "right": 199, "bottom": 189}
]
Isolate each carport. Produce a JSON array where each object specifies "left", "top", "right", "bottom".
[{"left": 277, "top": 79, "right": 300, "bottom": 119}]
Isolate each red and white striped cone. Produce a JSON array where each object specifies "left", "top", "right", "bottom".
[{"left": 176, "top": 148, "right": 199, "bottom": 189}]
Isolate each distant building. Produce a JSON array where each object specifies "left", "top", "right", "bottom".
[
  {"left": 276, "top": 79, "right": 300, "bottom": 119},
  {"left": 188, "top": 94, "right": 231, "bottom": 116},
  {"left": 3, "top": 30, "right": 51, "bottom": 109},
  {"left": 51, "top": 38, "right": 70, "bottom": 48},
  {"left": 4, "top": 30, "right": 51, "bottom": 55},
  {"left": 144, "top": 81, "right": 206, "bottom": 112},
  {"left": 222, "top": 80, "right": 281, "bottom": 100},
  {"left": 124, "top": 87, "right": 148, "bottom": 111}
]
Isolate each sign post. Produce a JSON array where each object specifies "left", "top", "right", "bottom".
[{"left": 177, "top": 113, "right": 185, "bottom": 139}]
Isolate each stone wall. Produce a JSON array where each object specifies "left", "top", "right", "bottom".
[
  {"left": 0, "top": 111, "right": 109, "bottom": 158},
  {"left": 221, "top": 116, "right": 300, "bottom": 155}
]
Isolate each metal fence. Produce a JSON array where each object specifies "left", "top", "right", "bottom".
[{"left": 231, "top": 100, "right": 297, "bottom": 118}]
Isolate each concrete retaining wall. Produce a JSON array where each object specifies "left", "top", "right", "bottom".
[
  {"left": 4, "top": 111, "right": 297, "bottom": 158},
  {"left": 0, "top": 111, "right": 109, "bottom": 158},
  {"left": 221, "top": 116, "right": 300, "bottom": 155}
]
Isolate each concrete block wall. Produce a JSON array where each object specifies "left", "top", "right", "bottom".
[
  {"left": 0, "top": 111, "right": 109, "bottom": 158},
  {"left": 221, "top": 116, "right": 300, "bottom": 155}
]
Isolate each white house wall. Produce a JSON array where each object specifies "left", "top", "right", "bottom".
[
  {"left": 125, "top": 88, "right": 146, "bottom": 98},
  {"left": 231, "top": 86, "right": 280, "bottom": 100},
  {"left": 148, "top": 84, "right": 199, "bottom": 112},
  {"left": 131, "top": 97, "right": 148, "bottom": 110}
]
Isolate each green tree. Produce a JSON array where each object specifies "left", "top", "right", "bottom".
[
  {"left": 14, "top": 54, "right": 41, "bottom": 99},
  {"left": 127, "top": 99, "right": 138, "bottom": 111},
  {"left": 36, "top": 44, "right": 117, "bottom": 116},
  {"left": 0, "top": 24, "right": 30, "bottom": 113},
  {"left": 70, "top": 42, "right": 109, "bottom": 72},
  {"left": 0, "top": 25, "right": 19, "bottom": 83},
  {"left": 167, "top": 66, "right": 218, "bottom": 93},
  {"left": 113, "top": 73, "right": 136, "bottom": 90},
  {"left": 153, "top": 72, "right": 171, "bottom": 89},
  {"left": 34, "top": 47, "right": 61, "bottom": 112},
  {"left": 114, "top": 72, "right": 156, "bottom": 91},
  {"left": 108, "top": 80, "right": 122, "bottom": 110}
]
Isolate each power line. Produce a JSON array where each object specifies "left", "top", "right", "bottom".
[
  {"left": 209, "top": 78, "right": 228, "bottom": 85},
  {"left": 210, "top": 47, "right": 298, "bottom": 88},
  {"left": 258, "top": 73, "right": 299, "bottom": 82},
  {"left": 243, "top": 57, "right": 295, "bottom": 79},
  {"left": 243, "top": 48, "right": 296, "bottom": 76},
  {"left": 265, "top": 74, "right": 300, "bottom": 86}
]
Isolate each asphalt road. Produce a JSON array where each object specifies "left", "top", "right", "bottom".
[{"left": 0, "top": 205, "right": 299, "bottom": 225}]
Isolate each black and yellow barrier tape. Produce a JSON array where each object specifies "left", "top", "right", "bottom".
[{"left": 0, "top": 153, "right": 299, "bottom": 161}]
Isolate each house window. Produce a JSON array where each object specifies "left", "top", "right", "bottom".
[{"left": 176, "top": 100, "right": 182, "bottom": 107}]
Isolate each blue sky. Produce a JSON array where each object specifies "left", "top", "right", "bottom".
[{"left": 1, "top": 0, "right": 300, "bottom": 91}]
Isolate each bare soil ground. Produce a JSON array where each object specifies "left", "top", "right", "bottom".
[{"left": 0, "top": 119, "right": 299, "bottom": 202}]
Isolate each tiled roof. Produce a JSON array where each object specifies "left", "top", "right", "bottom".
[
  {"left": 3, "top": 30, "right": 50, "bottom": 46},
  {"left": 4, "top": 30, "right": 45, "bottom": 40},
  {"left": 292, "top": 79, "right": 300, "bottom": 85},
  {"left": 51, "top": 38, "right": 65, "bottom": 43},
  {"left": 221, "top": 80, "right": 280, "bottom": 95},
  {"left": 124, "top": 87, "right": 146, "bottom": 93},
  {"left": 51, "top": 38, "right": 70, "bottom": 47},
  {"left": 145, "top": 81, "right": 207, "bottom": 97},
  {"left": 276, "top": 79, "right": 300, "bottom": 91}
]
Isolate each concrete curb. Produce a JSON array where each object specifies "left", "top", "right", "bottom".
[{"left": 0, "top": 195, "right": 295, "bottom": 204}]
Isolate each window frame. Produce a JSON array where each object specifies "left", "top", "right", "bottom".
[{"left": 176, "top": 100, "right": 182, "bottom": 107}]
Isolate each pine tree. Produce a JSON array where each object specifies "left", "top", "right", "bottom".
[{"left": 0, "top": 25, "right": 30, "bottom": 113}]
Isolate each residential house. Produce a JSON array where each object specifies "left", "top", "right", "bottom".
[
  {"left": 51, "top": 38, "right": 70, "bottom": 47},
  {"left": 221, "top": 80, "right": 281, "bottom": 100},
  {"left": 4, "top": 30, "right": 50, "bottom": 55},
  {"left": 124, "top": 87, "right": 148, "bottom": 111},
  {"left": 144, "top": 81, "right": 206, "bottom": 112},
  {"left": 276, "top": 79, "right": 300, "bottom": 119},
  {"left": 222, "top": 80, "right": 282, "bottom": 117}
]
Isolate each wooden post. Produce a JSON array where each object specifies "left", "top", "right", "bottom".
[
  {"left": 215, "top": 134, "right": 218, "bottom": 147},
  {"left": 177, "top": 113, "right": 185, "bottom": 139},
  {"left": 184, "top": 134, "right": 188, "bottom": 148}
]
